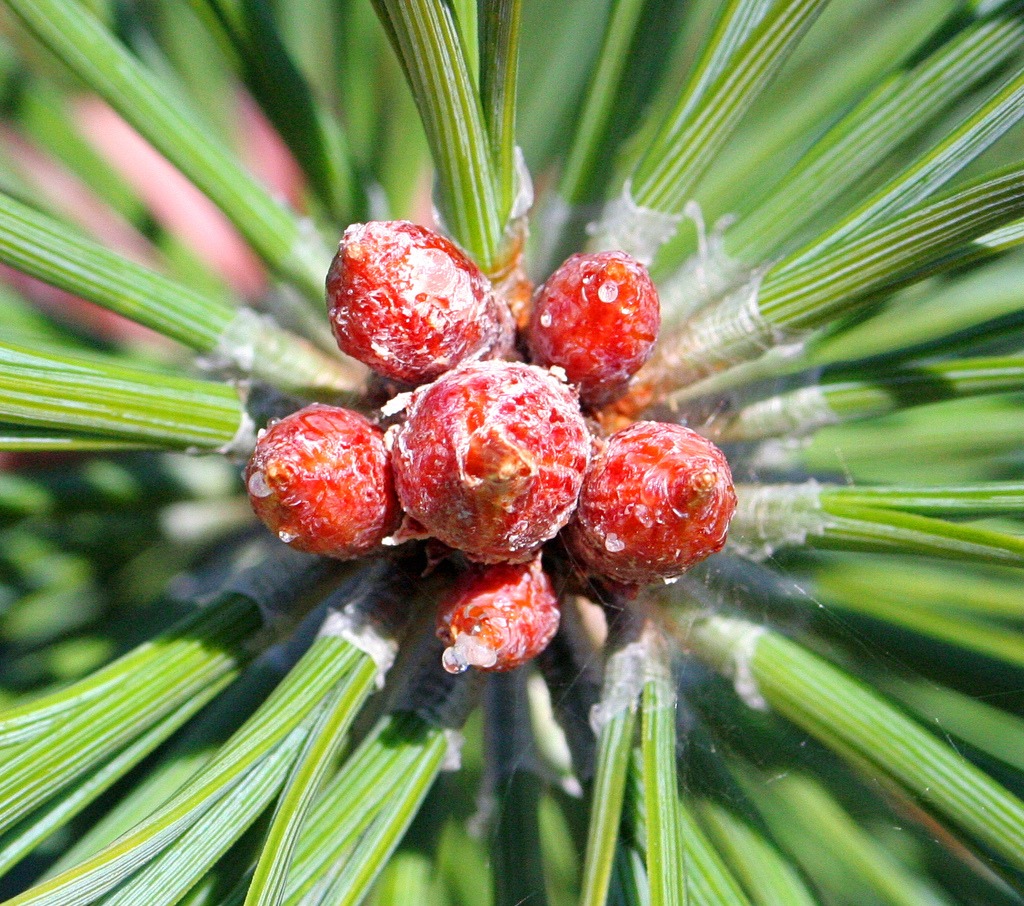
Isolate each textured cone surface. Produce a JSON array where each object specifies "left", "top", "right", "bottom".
[
  {"left": 527, "top": 251, "right": 660, "bottom": 406},
  {"left": 391, "top": 361, "right": 591, "bottom": 563},
  {"left": 436, "top": 557, "right": 560, "bottom": 672},
  {"left": 246, "top": 404, "right": 400, "bottom": 558},
  {"left": 565, "top": 421, "right": 735, "bottom": 584},
  {"left": 327, "top": 220, "right": 513, "bottom": 384}
]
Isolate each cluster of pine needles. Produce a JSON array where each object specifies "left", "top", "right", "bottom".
[{"left": 0, "top": 0, "right": 1023, "bottom": 904}]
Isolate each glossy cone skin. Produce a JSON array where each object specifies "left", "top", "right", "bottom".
[
  {"left": 527, "top": 251, "right": 660, "bottom": 406},
  {"left": 245, "top": 405, "right": 400, "bottom": 558},
  {"left": 326, "top": 220, "right": 512, "bottom": 384},
  {"left": 564, "top": 421, "right": 736, "bottom": 585},
  {"left": 436, "top": 558, "right": 560, "bottom": 673},
  {"left": 391, "top": 361, "right": 591, "bottom": 563}
]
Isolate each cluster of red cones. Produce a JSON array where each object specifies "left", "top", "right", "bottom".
[{"left": 245, "top": 221, "right": 736, "bottom": 673}]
